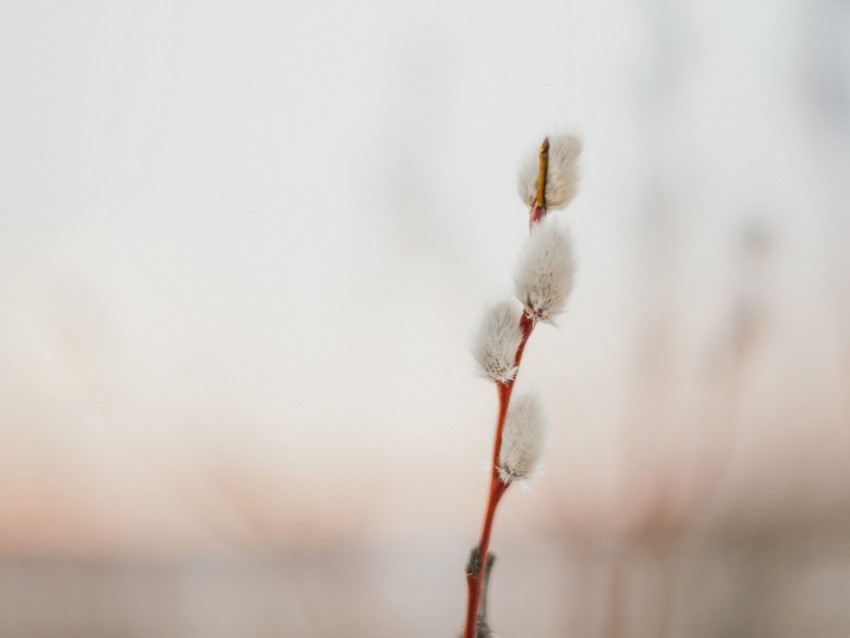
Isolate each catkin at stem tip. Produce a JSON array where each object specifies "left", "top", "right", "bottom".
[{"left": 519, "top": 133, "right": 582, "bottom": 211}]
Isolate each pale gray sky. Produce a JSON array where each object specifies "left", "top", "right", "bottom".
[{"left": 0, "top": 0, "right": 848, "bottom": 553}]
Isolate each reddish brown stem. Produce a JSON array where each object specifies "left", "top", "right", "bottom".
[
  {"left": 463, "top": 137, "right": 547, "bottom": 637},
  {"left": 464, "top": 463, "right": 507, "bottom": 637},
  {"left": 463, "top": 314, "right": 535, "bottom": 638},
  {"left": 530, "top": 205, "right": 545, "bottom": 226}
]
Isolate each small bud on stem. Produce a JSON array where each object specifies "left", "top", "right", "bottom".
[{"left": 530, "top": 138, "right": 550, "bottom": 225}]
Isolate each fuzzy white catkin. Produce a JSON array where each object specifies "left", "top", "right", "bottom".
[
  {"left": 498, "top": 393, "right": 547, "bottom": 484},
  {"left": 514, "top": 217, "right": 575, "bottom": 323},
  {"left": 473, "top": 301, "right": 523, "bottom": 384},
  {"left": 518, "top": 133, "right": 582, "bottom": 210}
]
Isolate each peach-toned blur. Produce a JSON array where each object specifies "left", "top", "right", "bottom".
[{"left": 2, "top": 0, "right": 850, "bottom": 636}]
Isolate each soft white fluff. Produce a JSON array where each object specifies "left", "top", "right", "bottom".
[
  {"left": 514, "top": 217, "right": 576, "bottom": 323},
  {"left": 498, "top": 393, "right": 547, "bottom": 484},
  {"left": 473, "top": 300, "right": 523, "bottom": 384},
  {"left": 518, "top": 133, "right": 582, "bottom": 210}
]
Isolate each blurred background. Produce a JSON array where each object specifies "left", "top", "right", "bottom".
[{"left": 1, "top": 0, "right": 850, "bottom": 636}]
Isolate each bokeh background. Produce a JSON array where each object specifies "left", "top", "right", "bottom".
[{"left": 2, "top": 0, "right": 850, "bottom": 636}]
